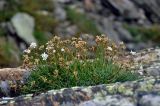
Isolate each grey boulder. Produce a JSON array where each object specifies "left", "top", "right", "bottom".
[{"left": 11, "top": 13, "right": 36, "bottom": 44}]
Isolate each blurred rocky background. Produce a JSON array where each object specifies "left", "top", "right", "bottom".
[{"left": 0, "top": 0, "right": 160, "bottom": 68}]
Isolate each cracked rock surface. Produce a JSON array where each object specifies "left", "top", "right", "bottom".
[{"left": 0, "top": 77, "right": 160, "bottom": 106}]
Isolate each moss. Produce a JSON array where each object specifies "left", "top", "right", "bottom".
[
  {"left": 138, "top": 79, "right": 155, "bottom": 92},
  {"left": 118, "top": 84, "right": 133, "bottom": 95},
  {"left": 124, "top": 24, "right": 160, "bottom": 43},
  {"left": 0, "top": 27, "right": 5, "bottom": 37},
  {"left": 34, "top": 31, "right": 48, "bottom": 45},
  {"left": 33, "top": 14, "right": 57, "bottom": 33},
  {"left": 66, "top": 7, "right": 101, "bottom": 35},
  {"left": 19, "top": 0, "right": 54, "bottom": 14},
  {"left": 0, "top": 0, "right": 19, "bottom": 22}
]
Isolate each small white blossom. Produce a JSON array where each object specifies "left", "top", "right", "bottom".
[
  {"left": 53, "top": 50, "right": 56, "bottom": 53},
  {"left": 138, "top": 71, "right": 143, "bottom": 75},
  {"left": 61, "top": 48, "right": 65, "bottom": 52},
  {"left": 107, "top": 46, "right": 112, "bottom": 51},
  {"left": 130, "top": 50, "right": 136, "bottom": 55},
  {"left": 30, "top": 42, "right": 37, "bottom": 48},
  {"left": 41, "top": 52, "right": 48, "bottom": 60},
  {"left": 23, "top": 49, "right": 31, "bottom": 54}
]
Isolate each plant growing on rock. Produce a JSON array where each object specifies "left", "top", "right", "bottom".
[{"left": 21, "top": 35, "right": 138, "bottom": 94}]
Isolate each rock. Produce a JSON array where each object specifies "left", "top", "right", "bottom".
[
  {"left": 132, "top": 0, "right": 160, "bottom": 23},
  {"left": 56, "top": 0, "right": 72, "bottom": 4},
  {"left": 0, "top": 68, "right": 27, "bottom": 81},
  {"left": 139, "top": 94, "right": 160, "bottom": 106},
  {"left": 0, "top": 81, "right": 10, "bottom": 96},
  {"left": 84, "top": 0, "right": 94, "bottom": 11},
  {"left": 0, "top": 76, "right": 160, "bottom": 106},
  {"left": 101, "top": 0, "right": 146, "bottom": 21},
  {"left": 80, "top": 34, "right": 96, "bottom": 46},
  {"left": 11, "top": 13, "right": 36, "bottom": 44},
  {"left": 65, "top": 25, "right": 78, "bottom": 37},
  {"left": 0, "top": 0, "right": 6, "bottom": 11},
  {"left": 0, "top": 68, "right": 29, "bottom": 97},
  {"left": 96, "top": 17, "right": 121, "bottom": 44},
  {"left": 54, "top": 2, "right": 67, "bottom": 21},
  {"left": 126, "top": 42, "right": 149, "bottom": 50},
  {"left": 79, "top": 101, "right": 97, "bottom": 106},
  {"left": 55, "top": 22, "right": 78, "bottom": 38},
  {"left": 114, "top": 22, "right": 133, "bottom": 42}
]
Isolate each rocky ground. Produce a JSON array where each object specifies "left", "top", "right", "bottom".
[
  {"left": 0, "top": 76, "right": 159, "bottom": 106},
  {"left": 1, "top": 0, "right": 160, "bottom": 67},
  {"left": 1, "top": 0, "right": 160, "bottom": 105},
  {"left": 0, "top": 47, "right": 160, "bottom": 106}
]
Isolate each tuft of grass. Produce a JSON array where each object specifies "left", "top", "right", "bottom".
[
  {"left": 66, "top": 7, "right": 101, "bottom": 35},
  {"left": 21, "top": 35, "right": 139, "bottom": 94},
  {"left": 34, "top": 31, "right": 48, "bottom": 45},
  {"left": 21, "top": 59, "right": 138, "bottom": 94}
]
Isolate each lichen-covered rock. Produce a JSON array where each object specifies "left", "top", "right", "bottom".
[{"left": 0, "top": 76, "right": 159, "bottom": 106}]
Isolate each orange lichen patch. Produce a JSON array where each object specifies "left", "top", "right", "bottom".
[{"left": 0, "top": 68, "right": 27, "bottom": 81}]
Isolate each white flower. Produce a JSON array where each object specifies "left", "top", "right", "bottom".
[
  {"left": 107, "top": 46, "right": 112, "bottom": 51},
  {"left": 130, "top": 50, "right": 136, "bottom": 55},
  {"left": 23, "top": 49, "right": 31, "bottom": 54},
  {"left": 41, "top": 52, "right": 48, "bottom": 60},
  {"left": 61, "top": 48, "right": 65, "bottom": 52},
  {"left": 53, "top": 50, "right": 56, "bottom": 53},
  {"left": 30, "top": 42, "right": 37, "bottom": 48},
  {"left": 138, "top": 71, "right": 143, "bottom": 75}
]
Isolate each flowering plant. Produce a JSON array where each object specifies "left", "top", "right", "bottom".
[{"left": 21, "top": 35, "right": 138, "bottom": 94}]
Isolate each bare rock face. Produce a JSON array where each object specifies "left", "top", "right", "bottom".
[
  {"left": 132, "top": 0, "right": 160, "bottom": 23},
  {"left": 106, "top": 0, "right": 146, "bottom": 20},
  {"left": 0, "top": 68, "right": 27, "bottom": 81}
]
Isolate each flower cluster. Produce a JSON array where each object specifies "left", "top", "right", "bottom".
[
  {"left": 21, "top": 35, "right": 138, "bottom": 94},
  {"left": 22, "top": 35, "right": 132, "bottom": 69}
]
